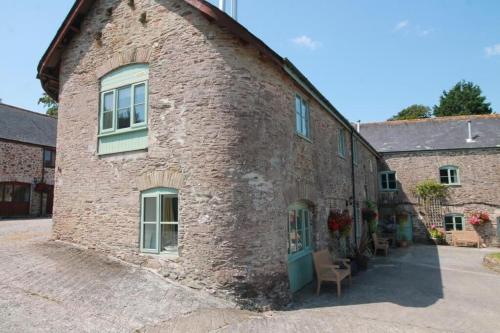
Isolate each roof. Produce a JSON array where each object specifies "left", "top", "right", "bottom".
[
  {"left": 0, "top": 103, "right": 57, "bottom": 148},
  {"left": 359, "top": 114, "right": 500, "bottom": 153},
  {"left": 36, "top": 0, "right": 379, "bottom": 157}
]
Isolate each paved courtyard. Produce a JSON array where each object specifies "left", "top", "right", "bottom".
[{"left": 1, "top": 219, "right": 500, "bottom": 332}]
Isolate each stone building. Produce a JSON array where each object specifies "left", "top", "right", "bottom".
[
  {"left": 360, "top": 115, "right": 500, "bottom": 247},
  {"left": 0, "top": 103, "right": 57, "bottom": 218},
  {"left": 37, "top": 0, "right": 379, "bottom": 306}
]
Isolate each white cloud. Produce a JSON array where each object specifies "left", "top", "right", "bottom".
[
  {"left": 485, "top": 44, "right": 500, "bottom": 57},
  {"left": 292, "top": 35, "right": 320, "bottom": 50},
  {"left": 417, "top": 27, "right": 433, "bottom": 37},
  {"left": 394, "top": 20, "right": 409, "bottom": 31}
]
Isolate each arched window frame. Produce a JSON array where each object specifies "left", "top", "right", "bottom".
[
  {"left": 140, "top": 188, "right": 179, "bottom": 255},
  {"left": 439, "top": 165, "right": 460, "bottom": 186},
  {"left": 99, "top": 64, "right": 149, "bottom": 135},
  {"left": 287, "top": 202, "right": 313, "bottom": 259}
]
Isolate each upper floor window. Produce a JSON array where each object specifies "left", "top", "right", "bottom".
[
  {"left": 338, "top": 128, "right": 346, "bottom": 158},
  {"left": 353, "top": 139, "right": 359, "bottom": 165},
  {"left": 440, "top": 166, "right": 460, "bottom": 185},
  {"left": 380, "top": 171, "right": 397, "bottom": 191},
  {"left": 100, "top": 64, "right": 149, "bottom": 134},
  {"left": 444, "top": 214, "right": 464, "bottom": 231},
  {"left": 295, "top": 95, "right": 310, "bottom": 139},
  {"left": 43, "top": 149, "right": 56, "bottom": 168}
]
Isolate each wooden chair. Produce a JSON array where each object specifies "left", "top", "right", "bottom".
[
  {"left": 313, "top": 249, "right": 351, "bottom": 296},
  {"left": 373, "top": 233, "right": 389, "bottom": 256},
  {"left": 452, "top": 231, "right": 480, "bottom": 248}
]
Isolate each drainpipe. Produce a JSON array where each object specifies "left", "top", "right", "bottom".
[
  {"left": 39, "top": 149, "right": 45, "bottom": 217},
  {"left": 350, "top": 130, "right": 357, "bottom": 247}
]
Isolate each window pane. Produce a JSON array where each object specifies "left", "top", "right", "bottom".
[
  {"left": 143, "top": 224, "right": 157, "bottom": 250},
  {"left": 302, "top": 101, "right": 309, "bottom": 137},
  {"left": 440, "top": 169, "right": 449, "bottom": 184},
  {"left": 4, "top": 184, "right": 13, "bottom": 202},
  {"left": 117, "top": 87, "right": 131, "bottom": 129},
  {"left": 295, "top": 96, "right": 302, "bottom": 133},
  {"left": 444, "top": 216, "right": 454, "bottom": 231},
  {"left": 143, "top": 197, "right": 157, "bottom": 222},
  {"left": 449, "top": 169, "right": 457, "bottom": 183},
  {"left": 289, "top": 210, "right": 297, "bottom": 254},
  {"left": 134, "top": 104, "right": 145, "bottom": 124},
  {"left": 102, "top": 92, "right": 114, "bottom": 130},
  {"left": 161, "top": 224, "right": 178, "bottom": 252},
  {"left": 161, "top": 196, "right": 178, "bottom": 222},
  {"left": 134, "top": 84, "right": 145, "bottom": 105},
  {"left": 13, "top": 185, "right": 29, "bottom": 203},
  {"left": 455, "top": 217, "right": 463, "bottom": 230}
]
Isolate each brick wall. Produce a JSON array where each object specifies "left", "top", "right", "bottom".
[
  {"left": 53, "top": 0, "right": 378, "bottom": 307},
  {"left": 378, "top": 148, "right": 500, "bottom": 246}
]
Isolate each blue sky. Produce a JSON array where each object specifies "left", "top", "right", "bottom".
[{"left": 0, "top": 0, "right": 498, "bottom": 122}]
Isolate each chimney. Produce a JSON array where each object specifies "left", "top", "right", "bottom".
[
  {"left": 356, "top": 120, "right": 361, "bottom": 133},
  {"left": 219, "top": 0, "right": 238, "bottom": 20},
  {"left": 466, "top": 120, "right": 474, "bottom": 143}
]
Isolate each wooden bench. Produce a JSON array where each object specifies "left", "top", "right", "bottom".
[{"left": 452, "top": 231, "right": 480, "bottom": 248}]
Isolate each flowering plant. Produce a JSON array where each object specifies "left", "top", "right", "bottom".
[
  {"left": 362, "top": 208, "right": 378, "bottom": 222},
  {"left": 327, "top": 210, "right": 353, "bottom": 237},
  {"left": 429, "top": 225, "right": 444, "bottom": 239},
  {"left": 469, "top": 212, "right": 491, "bottom": 226}
]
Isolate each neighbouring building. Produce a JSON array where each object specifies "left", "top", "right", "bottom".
[
  {"left": 37, "top": 0, "right": 379, "bottom": 306},
  {"left": 0, "top": 103, "right": 57, "bottom": 218},
  {"left": 360, "top": 115, "right": 500, "bottom": 247}
]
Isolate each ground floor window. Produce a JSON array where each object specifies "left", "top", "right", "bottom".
[
  {"left": 288, "top": 203, "right": 312, "bottom": 255},
  {"left": 141, "top": 188, "right": 179, "bottom": 254},
  {"left": 0, "top": 182, "right": 30, "bottom": 203},
  {"left": 444, "top": 214, "right": 464, "bottom": 231}
]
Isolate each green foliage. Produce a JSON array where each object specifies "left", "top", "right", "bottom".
[
  {"left": 414, "top": 179, "right": 448, "bottom": 200},
  {"left": 38, "top": 93, "right": 58, "bottom": 117},
  {"left": 433, "top": 81, "right": 493, "bottom": 117},
  {"left": 389, "top": 104, "right": 431, "bottom": 121}
]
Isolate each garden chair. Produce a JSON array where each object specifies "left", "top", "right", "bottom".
[
  {"left": 372, "top": 233, "right": 389, "bottom": 256},
  {"left": 313, "top": 249, "right": 351, "bottom": 297}
]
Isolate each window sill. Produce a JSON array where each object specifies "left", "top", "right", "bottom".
[
  {"left": 140, "top": 251, "right": 179, "bottom": 260},
  {"left": 98, "top": 125, "right": 147, "bottom": 138},
  {"left": 295, "top": 132, "right": 312, "bottom": 143},
  {"left": 380, "top": 189, "right": 398, "bottom": 193},
  {"left": 443, "top": 184, "right": 461, "bottom": 187},
  {"left": 338, "top": 154, "right": 346, "bottom": 160}
]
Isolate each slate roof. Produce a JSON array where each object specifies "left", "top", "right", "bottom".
[
  {"left": 359, "top": 114, "right": 500, "bottom": 153},
  {"left": 0, "top": 103, "right": 57, "bottom": 147}
]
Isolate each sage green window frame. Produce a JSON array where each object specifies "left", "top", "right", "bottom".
[
  {"left": 288, "top": 203, "right": 312, "bottom": 258},
  {"left": 338, "top": 128, "right": 346, "bottom": 158},
  {"left": 295, "top": 94, "right": 311, "bottom": 139},
  {"left": 380, "top": 171, "right": 397, "bottom": 191},
  {"left": 444, "top": 214, "right": 464, "bottom": 231},
  {"left": 99, "top": 81, "right": 148, "bottom": 135},
  {"left": 439, "top": 166, "right": 460, "bottom": 186},
  {"left": 140, "top": 188, "right": 179, "bottom": 255}
]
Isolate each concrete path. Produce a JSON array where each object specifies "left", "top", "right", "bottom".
[{"left": 1, "top": 218, "right": 499, "bottom": 332}]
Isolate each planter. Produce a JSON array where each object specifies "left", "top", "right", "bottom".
[
  {"left": 430, "top": 237, "right": 442, "bottom": 245},
  {"left": 348, "top": 259, "right": 359, "bottom": 276},
  {"left": 398, "top": 240, "right": 409, "bottom": 248},
  {"left": 355, "top": 255, "right": 369, "bottom": 271}
]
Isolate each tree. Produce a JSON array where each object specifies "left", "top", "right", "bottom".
[
  {"left": 389, "top": 104, "right": 431, "bottom": 121},
  {"left": 433, "top": 81, "right": 492, "bottom": 117},
  {"left": 38, "top": 93, "right": 58, "bottom": 117}
]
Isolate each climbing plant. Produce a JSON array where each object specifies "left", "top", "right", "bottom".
[{"left": 414, "top": 180, "right": 448, "bottom": 201}]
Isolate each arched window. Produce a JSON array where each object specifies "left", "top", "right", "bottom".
[
  {"left": 141, "top": 188, "right": 179, "bottom": 254},
  {"left": 439, "top": 166, "right": 460, "bottom": 185},
  {"left": 444, "top": 214, "right": 464, "bottom": 231},
  {"left": 288, "top": 203, "right": 312, "bottom": 255},
  {"left": 98, "top": 64, "right": 149, "bottom": 155}
]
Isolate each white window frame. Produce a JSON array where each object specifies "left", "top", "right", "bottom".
[
  {"left": 295, "top": 94, "right": 311, "bottom": 140},
  {"left": 379, "top": 171, "right": 397, "bottom": 191},
  {"left": 444, "top": 214, "right": 464, "bottom": 232},
  {"left": 439, "top": 166, "right": 460, "bottom": 186},
  {"left": 338, "top": 128, "right": 346, "bottom": 158}
]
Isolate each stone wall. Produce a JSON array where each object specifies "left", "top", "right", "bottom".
[
  {"left": 379, "top": 148, "right": 500, "bottom": 246},
  {"left": 0, "top": 140, "right": 55, "bottom": 216},
  {"left": 53, "top": 0, "right": 378, "bottom": 307}
]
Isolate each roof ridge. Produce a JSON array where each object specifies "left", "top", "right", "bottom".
[
  {"left": 361, "top": 114, "right": 500, "bottom": 126},
  {"left": 0, "top": 102, "right": 57, "bottom": 120}
]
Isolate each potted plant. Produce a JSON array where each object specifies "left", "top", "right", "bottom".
[
  {"left": 398, "top": 234, "right": 409, "bottom": 248},
  {"left": 327, "top": 210, "right": 353, "bottom": 238},
  {"left": 429, "top": 225, "right": 444, "bottom": 245},
  {"left": 469, "top": 211, "right": 491, "bottom": 227}
]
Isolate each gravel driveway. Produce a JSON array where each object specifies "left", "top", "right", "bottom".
[{"left": 1, "top": 218, "right": 499, "bottom": 333}]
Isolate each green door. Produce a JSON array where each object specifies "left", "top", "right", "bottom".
[
  {"left": 397, "top": 214, "right": 413, "bottom": 243},
  {"left": 287, "top": 204, "right": 313, "bottom": 293}
]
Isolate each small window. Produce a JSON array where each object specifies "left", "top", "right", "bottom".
[
  {"left": 43, "top": 149, "right": 56, "bottom": 168},
  {"left": 440, "top": 166, "right": 460, "bottom": 185},
  {"left": 141, "top": 188, "right": 179, "bottom": 254},
  {"left": 295, "top": 95, "right": 310, "bottom": 139},
  {"left": 338, "top": 128, "right": 346, "bottom": 158},
  {"left": 380, "top": 171, "right": 397, "bottom": 191},
  {"left": 444, "top": 214, "right": 464, "bottom": 231},
  {"left": 353, "top": 139, "right": 359, "bottom": 165}
]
